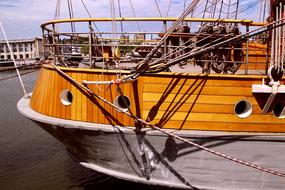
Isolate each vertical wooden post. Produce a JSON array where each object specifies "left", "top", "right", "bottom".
[
  {"left": 163, "top": 20, "right": 167, "bottom": 61},
  {"left": 89, "top": 21, "right": 93, "bottom": 68},
  {"left": 265, "top": 28, "right": 270, "bottom": 75},
  {"left": 42, "top": 28, "right": 46, "bottom": 59},
  {"left": 52, "top": 23, "right": 57, "bottom": 65},
  {"left": 245, "top": 24, "right": 249, "bottom": 75}
]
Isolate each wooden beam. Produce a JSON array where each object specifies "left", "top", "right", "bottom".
[{"left": 41, "top": 17, "right": 266, "bottom": 29}]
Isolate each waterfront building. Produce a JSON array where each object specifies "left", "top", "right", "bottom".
[{"left": 0, "top": 38, "right": 44, "bottom": 61}]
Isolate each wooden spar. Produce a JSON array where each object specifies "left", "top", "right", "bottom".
[{"left": 41, "top": 17, "right": 266, "bottom": 29}]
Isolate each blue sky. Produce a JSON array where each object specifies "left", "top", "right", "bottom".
[{"left": 0, "top": 0, "right": 265, "bottom": 40}]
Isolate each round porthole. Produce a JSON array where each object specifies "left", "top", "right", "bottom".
[
  {"left": 60, "top": 89, "right": 73, "bottom": 106},
  {"left": 114, "top": 95, "right": 131, "bottom": 111},
  {"left": 234, "top": 100, "right": 252, "bottom": 118},
  {"left": 273, "top": 103, "right": 285, "bottom": 119}
]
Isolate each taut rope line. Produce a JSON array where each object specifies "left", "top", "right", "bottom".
[
  {"left": 0, "top": 22, "right": 27, "bottom": 96},
  {"left": 50, "top": 62, "right": 285, "bottom": 179}
]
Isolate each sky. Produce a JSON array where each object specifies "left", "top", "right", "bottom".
[{"left": 0, "top": 0, "right": 266, "bottom": 40}]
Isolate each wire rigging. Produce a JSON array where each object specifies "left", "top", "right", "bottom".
[
  {"left": 154, "top": 0, "right": 163, "bottom": 17},
  {"left": 134, "top": 0, "right": 201, "bottom": 74},
  {"left": 117, "top": 0, "right": 124, "bottom": 32},
  {"left": 54, "top": 0, "right": 61, "bottom": 20},
  {"left": 128, "top": 0, "right": 142, "bottom": 32},
  {"left": 80, "top": 0, "right": 101, "bottom": 35},
  {"left": 67, "top": 0, "right": 76, "bottom": 33},
  {"left": 165, "top": 0, "right": 172, "bottom": 17}
]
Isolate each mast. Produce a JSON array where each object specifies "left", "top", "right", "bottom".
[{"left": 268, "top": 0, "right": 285, "bottom": 81}]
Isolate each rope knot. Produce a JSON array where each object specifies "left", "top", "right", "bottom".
[{"left": 113, "top": 78, "right": 122, "bottom": 84}]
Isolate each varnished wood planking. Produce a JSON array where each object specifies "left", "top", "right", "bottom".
[
  {"left": 143, "top": 93, "right": 258, "bottom": 105},
  {"left": 61, "top": 71, "right": 67, "bottom": 119},
  {"left": 151, "top": 120, "right": 285, "bottom": 132},
  {"left": 142, "top": 76, "right": 268, "bottom": 87},
  {"left": 81, "top": 73, "right": 88, "bottom": 122},
  {"left": 143, "top": 83, "right": 253, "bottom": 96},
  {"left": 86, "top": 73, "right": 93, "bottom": 123},
  {"left": 36, "top": 68, "right": 46, "bottom": 114},
  {"left": 122, "top": 83, "right": 130, "bottom": 125},
  {"left": 76, "top": 73, "right": 82, "bottom": 121},
  {"left": 143, "top": 102, "right": 263, "bottom": 114},
  {"left": 143, "top": 111, "right": 285, "bottom": 124},
  {"left": 30, "top": 66, "right": 285, "bottom": 132},
  {"left": 52, "top": 71, "right": 57, "bottom": 116},
  {"left": 42, "top": 69, "right": 51, "bottom": 115},
  {"left": 91, "top": 73, "right": 99, "bottom": 123},
  {"left": 70, "top": 72, "right": 77, "bottom": 121},
  {"left": 30, "top": 69, "right": 42, "bottom": 110},
  {"left": 48, "top": 70, "right": 55, "bottom": 117},
  {"left": 61, "top": 71, "right": 68, "bottom": 119},
  {"left": 106, "top": 74, "right": 115, "bottom": 124},
  {"left": 138, "top": 78, "right": 144, "bottom": 116}
]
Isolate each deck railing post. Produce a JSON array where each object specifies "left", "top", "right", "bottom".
[
  {"left": 245, "top": 24, "right": 249, "bottom": 74},
  {"left": 163, "top": 20, "right": 167, "bottom": 61},
  {"left": 266, "top": 28, "right": 270, "bottom": 75},
  {"left": 89, "top": 21, "right": 93, "bottom": 68},
  {"left": 52, "top": 23, "right": 57, "bottom": 65},
  {"left": 42, "top": 28, "right": 46, "bottom": 59}
]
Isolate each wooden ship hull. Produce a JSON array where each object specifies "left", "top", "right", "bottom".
[
  {"left": 17, "top": 65, "right": 285, "bottom": 189},
  {"left": 16, "top": 0, "right": 285, "bottom": 188}
]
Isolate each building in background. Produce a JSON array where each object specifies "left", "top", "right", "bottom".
[{"left": 0, "top": 38, "right": 44, "bottom": 61}]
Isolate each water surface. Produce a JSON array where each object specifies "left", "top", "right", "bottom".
[{"left": 0, "top": 70, "right": 169, "bottom": 190}]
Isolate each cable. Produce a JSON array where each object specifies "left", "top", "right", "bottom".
[
  {"left": 128, "top": 0, "right": 142, "bottom": 32},
  {"left": 165, "top": 0, "right": 172, "bottom": 17},
  {"left": 135, "top": 0, "right": 202, "bottom": 72},
  {"left": 0, "top": 22, "right": 27, "bottom": 96},
  {"left": 154, "top": 0, "right": 162, "bottom": 17},
  {"left": 80, "top": 0, "right": 101, "bottom": 35},
  {"left": 54, "top": 0, "right": 61, "bottom": 20},
  {"left": 50, "top": 61, "right": 285, "bottom": 179},
  {"left": 67, "top": 0, "right": 75, "bottom": 33},
  {"left": 117, "top": 0, "right": 124, "bottom": 32}
]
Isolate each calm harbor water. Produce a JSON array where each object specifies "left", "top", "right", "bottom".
[{"left": 0, "top": 70, "right": 169, "bottom": 190}]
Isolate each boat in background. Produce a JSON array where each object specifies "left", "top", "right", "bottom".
[{"left": 18, "top": 0, "right": 285, "bottom": 189}]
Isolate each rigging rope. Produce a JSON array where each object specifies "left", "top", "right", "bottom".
[
  {"left": 54, "top": 0, "right": 61, "bottom": 20},
  {"left": 154, "top": 0, "right": 163, "bottom": 17},
  {"left": 218, "top": 0, "right": 225, "bottom": 19},
  {"left": 49, "top": 61, "right": 285, "bottom": 179},
  {"left": 117, "top": 0, "right": 124, "bottom": 33},
  {"left": 183, "top": 0, "right": 187, "bottom": 12},
  {"left": 110, "top": 0, "right": 121, "bottom": 79},
  {"left": 67, "top": 0, "right": 75, "bottom": 33},
  {"left": 135, "top": 0, "right": 201, "bottom": 74},
  {"left": 234, "top": 0, "right": 239, "bottom": 19},
  {"left": 165, "top": 0, "right": 172, "bottom": 17},
  {"left": 134, "top": 16, "right": 285, "bottom": 74},
  {"left": 128, "top": 0, "right": 142, "bottom": 32},
  {"left": 212, "top": 0, "right": 218, "bottom": 18},
  {"left": 80, "top": 0, "right": 108, "bottom": 71},
  {"left": 0, "top": 22, "right": 27, "bottom": 96},
  {"left": 80, "top": 0, "right": 101, "bottom": 36},
  {"left": 202, "top": 0, "right": 210, "bottom": 18},
  {"left": 237, "top": 0, "right": 264, "bottom": 16}
]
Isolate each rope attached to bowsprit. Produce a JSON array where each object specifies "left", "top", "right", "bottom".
[{"left": 50, "top": 62, "right": 285, "bottom": 179}]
